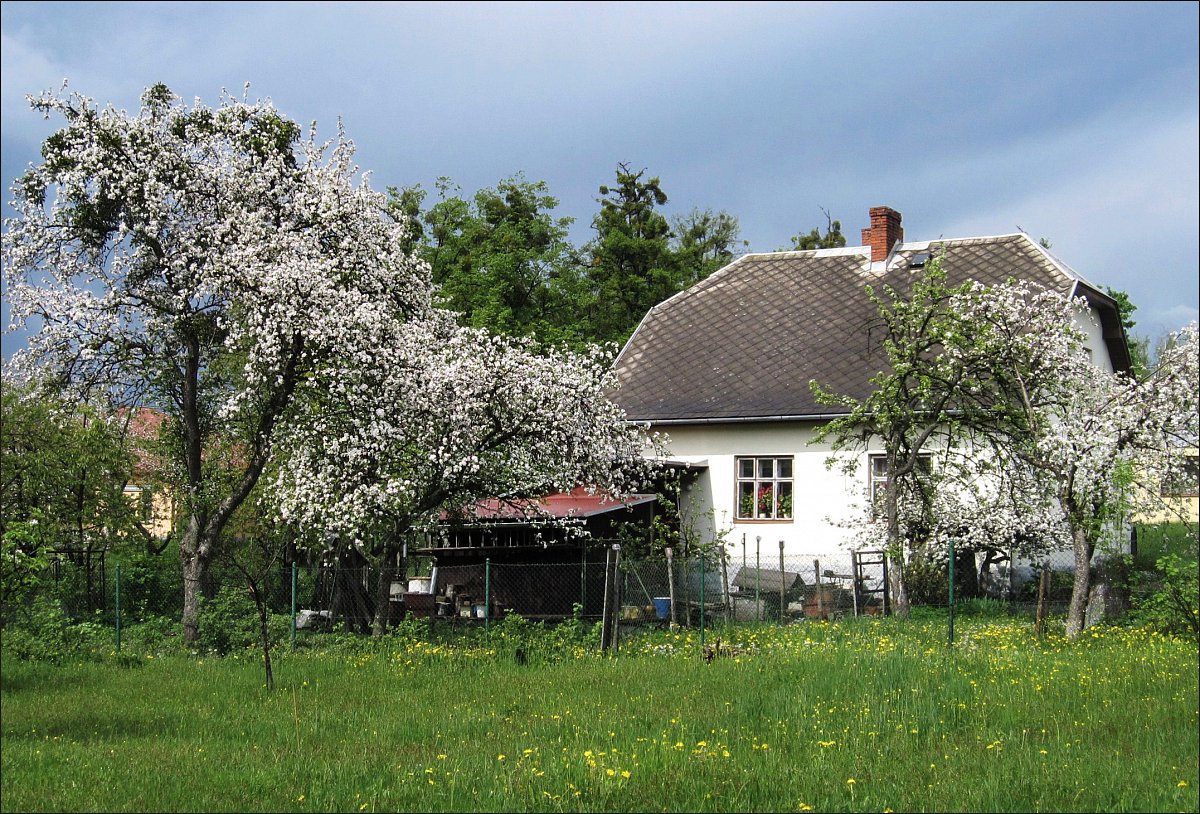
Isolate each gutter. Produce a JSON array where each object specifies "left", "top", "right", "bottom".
[{"left": 628, "top": 412, "right": 853, "bottom": 426}]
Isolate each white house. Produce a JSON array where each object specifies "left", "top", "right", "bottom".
[{"left": 610, "top": 206, "right": 1132, "bottom": 580}]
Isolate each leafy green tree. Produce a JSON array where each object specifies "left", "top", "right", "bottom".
[
  {"left": 671, "top": 208, "right": 745, "bottom": 282},
  {"left": 1, "top": 385, "right": 141, "bottom": 556},
  {"left": 389, "top": 175, "right": 589, "bottom": 346},
  {"left": 584, "top": 163, "right": 683, "bottom": 345},
  {"left": 787, "top": 208, "right": 847, "bottom": 250}
]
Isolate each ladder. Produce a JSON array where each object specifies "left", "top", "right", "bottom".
[{"left": 851, "top": 549, "right": 890, "bottom": 616}]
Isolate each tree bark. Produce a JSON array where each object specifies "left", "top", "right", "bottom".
[
  {"left": 889, "top": 554, "right": 910, "bottom": 617},
  {"left": 884, "top": 451, "right": 911, "bottom": 618},
  {"left": 1065, "top": 526, "right": 1095, "bottom": 641},
  {"left": 180, "top": 523, "right": 210, "bottom": 647},
  {"left": 371, "top": 555, "right": 399, "bottom": 637}
]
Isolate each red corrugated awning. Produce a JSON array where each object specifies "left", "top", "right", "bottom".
[{"left": 445, "top": 487, "right": 656, "bottom": 523}]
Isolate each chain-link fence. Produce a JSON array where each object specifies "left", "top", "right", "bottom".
[{"left": 2, "top": 537, "right": 1100, "bottom": 660}]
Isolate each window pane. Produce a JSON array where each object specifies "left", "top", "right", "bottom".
[
  {"left": 738, "top": 482, "right": 755, "bottom": 518},
  {"left": 872, "top": 456, "right": 888, "bottom": 477},
  {"left": 757, "top": 483, "right": 774, "bottom": 518},
  {"left": 778, "top": 458, "right": 792, "bottom": 478},
  {"left": 758, "top": 458, "right": 774, "bottom": 478},
  {"left": 739, "top": 458, "right": 754, "bottom": 479},
  {"left": 777, "top": 482, "right": 793, "bottom": 519}
]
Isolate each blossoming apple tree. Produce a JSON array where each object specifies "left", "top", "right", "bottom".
[
  {"left": 814, "top": 259, "right": 1198, "bottom": 638},
  {"left": 269, "top": 314, "right": 660, "bottom": 634},
  {"left": 3, "top": 82, "right": 431, "bottom": 645},
  {"left": 5, "top": 82, "right": 661, "bottom": 644}
]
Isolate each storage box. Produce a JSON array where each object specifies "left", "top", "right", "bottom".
[{"left": 403, "top": 592, "right": 435, "bottom": 617}]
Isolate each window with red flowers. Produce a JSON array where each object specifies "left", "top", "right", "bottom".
[{"left": 735, "top": 456, "right": 793, "bottom": 520}]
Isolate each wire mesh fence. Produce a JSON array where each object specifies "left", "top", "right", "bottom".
[{"left": 0, "top": 537, "right": 1096, "bottom": 661}]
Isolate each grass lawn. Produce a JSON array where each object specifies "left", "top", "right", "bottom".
[{"left": 2, "top": 616, "right": 1197, "bottom": 813}]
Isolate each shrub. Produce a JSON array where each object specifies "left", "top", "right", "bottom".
[
  {"left": 196, "top": 585, "right": 260, "bottom": 655},
  {"left": 0, "top": 597, "right": 110, "bottom": 662},
  {"left": 1129, "top": 554, "right": 1199, "bottom": 642},
  {"left": 119, "top": 614, "right": 185, "bottom": 656},
  {"left": 903, "top": 556, "right": 947, "bottom": 605},
  {"left": 115, "top": 548, "right": 184, "bottom": 622}
]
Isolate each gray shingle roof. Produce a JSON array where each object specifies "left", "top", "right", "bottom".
[{"left": 611, "top": 233, "right": 1129, "bottom": 423}]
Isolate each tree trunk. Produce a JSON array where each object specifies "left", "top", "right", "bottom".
[
  {"left": 884, "top": 451, "right": 910, "bottom": 618},
  {"left": 1065, "top": 526, "right": 1095, "bottom": 641},
  {"left": 889, "top": 557, "right": 910, "bottom": 617},
  {"left": 256, "top": 596, "right": 274, "bottom": 691},
  {"left": 371, "top": 557, "right": 398, "bottom": 637},
  {"left": 180, "top": 521, "right": 212, "bottom": 647},
  {"left": 244, "top": 576, "right": 275, "bottom": 691}
]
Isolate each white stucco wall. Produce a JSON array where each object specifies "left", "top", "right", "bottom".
[
  {"left": 1073, "top": 307, "right": 1116, "bottom": 372},
  {"left": 661, "top": 421, "right": 873, "bottom": 563}
]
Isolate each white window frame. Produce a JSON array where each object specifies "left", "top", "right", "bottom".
[
  {"left": 735, "top": 455, "right": 794, "bottom": 521},
  {"left": 868, "top": 453, "right": 932, "bottom": 517}
]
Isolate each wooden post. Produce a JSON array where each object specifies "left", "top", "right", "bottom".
[
  {"left": 666, "top": 547, "right": 677, "bottom": 628},
  {"left": 779, "top": 540, "right": 786, "bottom": 622},
  {"left": 814, "top": 559, "right": 824, "bottom": 619},
  {"left": 1035, "top": 565, "right": 1050, "bottom": 638}
]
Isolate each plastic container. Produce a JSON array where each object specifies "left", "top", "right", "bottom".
[{"left": 652, "top": 597, "right": 672, "bottom": 620}]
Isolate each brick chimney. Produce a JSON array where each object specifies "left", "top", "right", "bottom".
[{"left": 861, "top": 206, "right": 904, "bottom": 262}]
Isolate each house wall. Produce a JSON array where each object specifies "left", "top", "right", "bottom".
[
  {"left": 1132, "top": 448, "right": 1200, "bottom": 525},
  {"left": 1074, "top": 309, "right": 1116, "bottom": 372},
  {"left": 122, "top": 484, "right": 175, "bottom": 540},
  {"left": 662, "top": 421, "right": 867, "bottom": 562},
  {"left": 647, "top": 300, "right": 1128, "bottom": 579}
]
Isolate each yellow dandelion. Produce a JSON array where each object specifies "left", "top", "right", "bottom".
[{"left": 497, "top": 754, "right": 506, "bottom": 761}]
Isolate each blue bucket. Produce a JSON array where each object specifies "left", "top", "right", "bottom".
[{"left": 652, "top": 597, "right": 672, "bottom": 620}]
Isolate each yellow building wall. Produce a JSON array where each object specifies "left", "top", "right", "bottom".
[
  {"left": 1132, "top": 449, "right": 1199, "bottom": 525},
  {"left": 123, "top": 484, "right": 176, "bottom": 540}
]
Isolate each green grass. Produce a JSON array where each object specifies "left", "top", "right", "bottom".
[
  {"left": 1134, "top": 521, "right": 1198, "bottom": 568},
  {"left": 2, "top": 618, "right": 1197, "bottom": 813}
]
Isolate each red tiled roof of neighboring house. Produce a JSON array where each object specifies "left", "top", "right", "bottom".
[{"left": 446, "top": 487, "right": 657, "bottom": 523}]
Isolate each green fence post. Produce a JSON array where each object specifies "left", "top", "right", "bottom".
[
  {"left": 948, "top": 539, "right": 956, "bottom": 649},
  {"left": 699, "top": 553, "right": 706, "bottom": 651},
  {"left": 485, "top": 558, "right": 491, "bottom": 633},
  {"left": 290, "top": 561, "right": 298, "bottom": 651},
  {"left": 114, "top": 563, "right": 121, "bottom": 654}
]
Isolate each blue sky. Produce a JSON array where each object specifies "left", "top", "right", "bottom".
[{"left": 2, "top": 1, "right": 1197, "bottom": 357}]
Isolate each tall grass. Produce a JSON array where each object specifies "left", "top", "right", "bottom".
[{"left": 2, "top": 618, "right": 1197, "bottom": 812}]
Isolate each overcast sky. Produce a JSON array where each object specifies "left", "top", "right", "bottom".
[{"left": 2, "top": 1, "right": 1197, "bottom": 358}]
